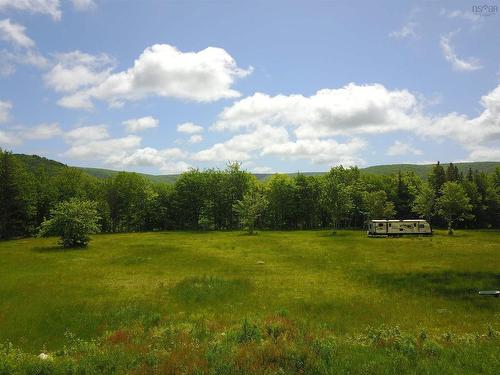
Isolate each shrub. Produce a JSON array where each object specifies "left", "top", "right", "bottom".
[{"left": 37, "top": 198, "right": 100, "bottom": 248}]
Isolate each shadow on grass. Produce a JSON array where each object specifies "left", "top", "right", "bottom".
[
  {"left": 365, "top": 271, "right": 499, "bottom": 305},
  {"left": 31, "top": 245, "right": 87, "bottom": 253}
]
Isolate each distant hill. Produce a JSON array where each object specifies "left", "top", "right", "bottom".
[
  {"left": 79, "top": 167, "right": 178, "bottom": 184},
  {"left": 11, "top": 154, "right": 500, "bottom": 183},
  {"left": 14, "top": 154, "right": 67, "bottom": 176}
]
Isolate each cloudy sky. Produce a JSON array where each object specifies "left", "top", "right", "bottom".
[{"left": 0, "top": 0, "right": 499, "bottom": 174}]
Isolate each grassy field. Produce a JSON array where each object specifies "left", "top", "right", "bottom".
[{"left": 0, "top": 230, "right": 499, "bottom": 374}]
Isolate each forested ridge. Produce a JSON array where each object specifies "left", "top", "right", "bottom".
[
  {"left": 1, "top": 149, "right": 499, "bottom": 239},
  {"left": 13, "top": 153, "right": 500, "bottom": 182}
]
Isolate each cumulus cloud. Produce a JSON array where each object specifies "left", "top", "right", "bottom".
[
  {"left": 0, "top": 48, "right": 48, "bottom": 74},
  {"left": 58, "top": 44, "right": 252, "bottom": 109},
  {"left": 261, "top": 138, "right": 366, "bottom": 165},
  {"left": 122, "top": 116, "right": 159, "bottom": 133},
  {"left": 467, "top": 146, "right": 500, "bottom": 161},
  {"left": 210, "top": 82, "right": 500, "bottom": 165},
  {"left": 419, "top": 86, "right": 500, "bottom": 146},
  {"left": 193, "top": 125, "right": 289, "bottom": 162},
  {"left": 0, "top": 99, "right": 11, "bottom": 122},
  {"left": 64, "top": 124, "right": 109, "bottom": 143},
  {"left": 0, "top": 19, "right": 48, "bottom": 74},
  {"left": 105, "top": 147, "right": 191, "bottom": 174},
  {"left": 0, "top": 0, "right": 61, "bottom": 20},
  {"left": 64, "top": 134, "right": 141, "bottom": 160},
  {"left": 213, "top": 84, "right": 421, "bottom": 138},
  {"left": 188, "top": 134, "right": 203, "bottom": 144},
  {"left": 389, "top": 22, "right": 418, "bottom": 39},
  {"left": 440, "top": 31, "right": 482, "bottom": 71},
  {"left": 177, "top": 122, "right": 203, "bottom": 134},
  {"left": 386, "top": 140, "right": 422, "bottom": 156},
  {"left": 62, "top": 124, "right": 190, "bottom": 173},
  {"left": 45, "top": 51, "right": 115, "bottom": 93},
  {"left": 0, "top": 18, "right": 34, "bottom": 48},
  {"left": 0, "top": 122, "right": 62, "bottom": 146},
  {"left": 0, "top": 129, "right": 18, "bottom": 145},
  {"left": 22, "top": 122, "right": 61, "bottom": 139}
]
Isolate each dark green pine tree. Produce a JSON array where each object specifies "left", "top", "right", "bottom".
[
  {"left": 428, "top": 161, "right": 446, "bottom": 197},
  {"left": 395, "top": 171, "right": 411, "bottom": 219},
  {"left": 0, "top": 150, "right": 35, "bottom": 239},
  {"left": 445, "top": 163, "right": 461, "bottom": 182},
  {"left": 466, "top": 167, "right": 474, "bottom": 182}
]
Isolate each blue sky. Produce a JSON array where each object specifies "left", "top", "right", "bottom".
[{"left": 0, "top": 0, "right": 499, "bottom": 174}]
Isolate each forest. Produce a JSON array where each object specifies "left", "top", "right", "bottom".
[{"left": 0, "top": 148, "right": 499, "bottom": 240}]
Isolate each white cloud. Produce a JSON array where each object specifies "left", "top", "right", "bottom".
[
  {"left": 0, "top": 99, "right": 11, "bottom": 122},
  {"left": 122, "top": 116, "right": 159, "bottom": 133},
  {"left": 467, "top": 146, "right": 500, "bottom": 161},
  {"left": 193, "top": 125, "right": 289, "bottom": 162},
  {"left": 65, "top": 124, "right": 109, "bottom": 143},
  {"left": 44, "top": 51, "right": 114, "bottom": 92},
  {"left": 386, "top": 140, "right": 422, "bottom": 156},
  {"left": 58, "top": 44, "right": 252, "bottom": 109},
  {"left": 0, "top": 122, "right": 62, "bottom": 146},
  {"left": 57, "top": 91, "right": 93, "bottom": 109},
  {"left": 440, "top": 31, "right": 482, "bottom": 71},
  {"left": 213, "top": 84, "right": 421, "bottom": 138},
  {"left": 188, "top": 134, "right": 203, "bottom": 144},
  {"left": 0, "top": 49, "right": 48, "bottom": 74},
  {"left": 249, "top": 165, "right": 274, "bottom": 174},
  {"left": 177, "top": 122, "right": 203, "bottom": 134},
  {"left": 389, "top": 22, "right": 417, "bottom": 39},
  {"left": 0, "top": 0, "right": 61, "bottom": 21},
  {"left": 61, "top": 124, "right": 190, "bottom": 172},
  {"left": 420, "top": 87, "right": 500, "bottom": 146},
  {"left": 211, "top": 82, "right": 500, "bottom": 165},
  {"left": 0, "top": 129, "right": 18, "bottom": 145},
  {"left": 417, "top": 85, "right": 500, "bottom": 160},
  {"left": 261, "top": 138, "right": 366, "bottom": 165},
  {"left": 64, "top": 134, "right": 141, "bottom": 159},
  {"left": 0, "top": 18, "right": 34, "bottom": 48},
  {"left": 71, "top": 0, "right": 95, "bottom": 11},
  {"left": 105, "top": 146, "right": 191, "bottom": 174},
  {"left": 0, "top": 19, "right": 48, "bottom": 75},
  {"left": 22, "top": 122, "right": 61, "bottom": 139}
]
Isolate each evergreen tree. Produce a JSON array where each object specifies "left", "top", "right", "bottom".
[
  {"left": 394, "top": 171, "right": 411, "bottom": 218},
  {"left": 0, "top": 150, "right": 36, "bottom": 239},
  {"left": 445, "top": 163, "right": 460, "bottom": 182},
  {"left": 428, "top": 161, "right": 446, "bottom": 197}
]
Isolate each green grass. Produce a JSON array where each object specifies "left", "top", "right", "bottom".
[{"left": 0, "top": 230, "right": 499, "bottom": 373}]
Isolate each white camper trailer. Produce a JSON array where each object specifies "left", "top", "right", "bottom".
[{"left": 367, "top": 219, "right": 432, "bottom": 236}]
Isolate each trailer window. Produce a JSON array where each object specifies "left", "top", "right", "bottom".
[
  {"left": 378, "top": 223, "right": 384, "bottom": 227},
  {"left": 413, "top": 223, "right": 416, "bottom": 227},
  {"left": 419, "top": 224, "right": 425, "bottom": 228},
  {"left": 389, "top": 223, "right": 391, "bottom": 227}
]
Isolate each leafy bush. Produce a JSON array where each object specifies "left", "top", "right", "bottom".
[{"left": 37, "top": 198, "right": 100, "bottom": 248}]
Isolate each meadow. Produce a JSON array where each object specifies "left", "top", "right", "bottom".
[{"left": 0, "top": 230, "right": 499, "bottom": 374}]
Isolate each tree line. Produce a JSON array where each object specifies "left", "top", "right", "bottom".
[{"left": 1, "top": 149, "right": 499, "bottom": 240}]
